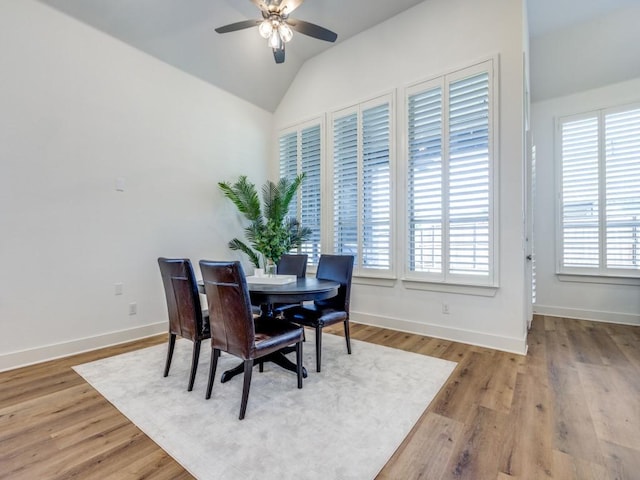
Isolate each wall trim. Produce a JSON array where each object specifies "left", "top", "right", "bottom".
[
  {"left": 0, "top": 322, "right": 166, "bottom": 373},
  {"left": 533, "top": 305, "right": 640, "bottom": 326},
  {"left": 351, "top": 311, "right": 527, "bottom": 355}
]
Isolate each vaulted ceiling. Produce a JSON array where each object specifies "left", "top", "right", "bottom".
[{"left": 39, "top": 0, "right": 636, "bottom": 112}]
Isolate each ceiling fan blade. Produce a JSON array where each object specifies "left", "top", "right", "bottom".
[
  {"left": 273, "top": 47, "right": 285, "bottom": 64},
  {"left": 215, "top": 19, "right": 261, "bottom": 34},
  {"left": 279, "top": 0, "right": 304, "bottom": 15},
  {"left": 249, "top": 0, "right": 270, "bottom": 13},
  {"left": 287, "top": 19, "right": 337, "bottom": 42}
]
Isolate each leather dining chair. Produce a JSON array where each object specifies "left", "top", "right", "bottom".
[
  {"left": 283, "top": 254, "right": 354, "bottom": 372},
  {"left": 272, "top": 254, "right": 308, "bottom": 316},
  {"left": 158, "top": 257, "right": 211, "bottom": 391},
  {"left": 199, "top": 260, "right": 304, "bottom": 420},
  {"left": 277, "top": 254, "right": 308, "bottom": 278}
]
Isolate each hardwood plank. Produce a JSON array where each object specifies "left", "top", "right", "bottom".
[
  {"left": 430, "top": 351, "right": 496, "bottom": 423},
  {"left": 610, "top": 333, "right": 640, "bottom": 370},
  {"left": 414, "top": 337, "right": 453, "bottom": 358},
  {"left": 583, "top": 323, "right": 631, "bottom": 367},
  {"left": 547, "top": 363, "right": 604, "bottom": 463},
  {"left": 377, "top": 412, "right": 464, "bottom": 479},
  {"left": 443, "top": 405, "right": 510, "bottom": 479},
  {"left": 551, "top": 449, "right": 609, "bottom": 480},
  {"left": 600, "top": 439, "right": 640, "bottom": 480},
  {"left": 576, "top": 363, "right": 640, "bottom": 451},
  {"left": 565, "top": 322, "right": 605, "bottom": 365},
  {"left": 476, "top": 351, "right": 519, "bottom": 413},
  {"left": 498, "top": 369, "right": 554, "bottom": 479}
]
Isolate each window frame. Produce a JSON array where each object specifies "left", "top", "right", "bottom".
[
  {"left": 400, "top": 58, "right": 499, "bottom": 289},
  {"left": 555, "top": 102, "right": 640, "bottom": 280},
  {"left": 327, "top": 92, "right": 396, "bottom": 279},
  {"left": 278, "top": 116, "right": 324, "bottom": 269}
]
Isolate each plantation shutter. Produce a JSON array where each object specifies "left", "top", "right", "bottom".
[
  {"left": 559, "top": 104, "right": 640, "bottom": 276},
  {"left": 447, "top": 72, "right": 490, "bottom": 276},
  {"left": 362, "top": 103, "right": 391, "bottom": 269},
  {"left": 300, "top": 125, "right": 322, "bottom": 265},
  {"left": 560, "top": 116, "right": 600, "bottom": 268},
  {"left": 279, "top": 131, "right": 299, "bottom": 219},
  {"left": 407, "top": 85, "right": 443, "bottom": 273},
  {"left": 604, "top": 108, "right": 640, "bottom": 270},
  {"left": 332, "top": 112, "right": 359, "bottom": 260},
  {"left": 406, "top": 60, "right": 494, "bottom": 285}
]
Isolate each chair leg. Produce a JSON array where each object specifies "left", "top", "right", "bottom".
[
  {"left": 206, "top": 349, "right": 220, "bottom": 400},
  {"left": 296, "top": 340, "right": 303, "bottom": 389},
  {"left": 187, "top": 340, "right": 201, "bottom": 392},
  {"left": 315, "top": 325, "right": 322, "bottom": 372},
  {"left": 259, "top": 361, "right": 264, "bottom": 373},
  {"left": 239, "top": 359, "right": 253, "bottom": 420},
  {"left": 344, "top": 319, "right": 352, "bottom": 354},
  {"left": 164, "top": 333, "right": 176, "bottom": 377}
]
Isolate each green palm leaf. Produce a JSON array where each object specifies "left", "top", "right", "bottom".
[{"left": 219, "top": 174, "right": 310, "bottom": 267}]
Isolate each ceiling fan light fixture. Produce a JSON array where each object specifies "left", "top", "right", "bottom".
[
  {"left": 268, "top": 30, "right": 283, "bottom": 49},
  {"left": 278, "top": 23, "right": 293, "bottom": 43},
  {"left": 258, "top": 19, "right": 273, "bottom": 38}
]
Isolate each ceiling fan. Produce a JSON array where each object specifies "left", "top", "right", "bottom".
[{"left": 215, "top": 0, "right": 338, "bottom": 64}]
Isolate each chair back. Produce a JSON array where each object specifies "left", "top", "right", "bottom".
[
  {"left": 314, "top": 254, "right": 354, "bottom": 314},
  {"left": 199, "top": 260, "right": 256, "bottom": 359},
  {"left": 158, "top": 257, "right": 206, "bottom": 341},
  {"left": 277, "top": 254, "right": 308, "bottom": 278}
]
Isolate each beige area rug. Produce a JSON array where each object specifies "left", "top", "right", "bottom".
[{"left": 74, "top": 331, "right": 456, "bottom": 480}]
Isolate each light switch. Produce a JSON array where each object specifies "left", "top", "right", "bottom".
[{"left": 115, "top": 177, "right": 125, "bottom": 192}]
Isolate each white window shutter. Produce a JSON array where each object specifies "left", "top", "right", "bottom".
[
  {"left": 407, "top": 86, "right": 443, "bottom": 273},
  {"left": 560, "top": 116, "right": 600, "bottom": 268},
  {"left": 362, "top": 103, "right": 391, "bottom": 269},
  {"left": 278, "top": 121, "right": 322, "bottom": 266},
  {"left": 447, "top": 72, "right": 490, "bottom": 276},
  {"left": 332, "top": 112, "right": 359, "bottom": 260},
  {"left": 559, "top": 104, "right": 640, "bottom": 276},
  {"left": 300, "top": 125, "right": 322, "bottom": 265},
  {"left": 605, "top": 108, "right": 640, "bottom": 270}
]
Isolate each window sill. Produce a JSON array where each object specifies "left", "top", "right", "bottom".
[
  {"left": 352, "top": 275, "right": 397, "bottom": 287},
  {"left": 557, "top": 273, "right": 640, "bottom": 286},
  {"left": 402, "top": 279, "right": 498, "bottom": 297}
]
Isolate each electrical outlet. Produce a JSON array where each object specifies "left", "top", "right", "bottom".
[
  {"left": 442, "top": 303, "right": 450, "bottom": 314},
  {"left": 129, "top": 302, "right": 137, "bottom": 315},
  {"left": 114, "top": 283, "right": 123, "bottom": 295}
]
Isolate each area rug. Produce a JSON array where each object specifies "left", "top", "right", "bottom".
[{"left": 73, "top": 331, "right": 456, "bottom": 480}]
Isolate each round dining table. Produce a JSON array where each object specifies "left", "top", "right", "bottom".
[{"left": 198, "top": 276, "right": 339, "bottom": 381}]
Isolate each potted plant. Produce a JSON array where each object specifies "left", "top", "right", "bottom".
[{"left": 218, "top": 174, "right": 311, "bottom": 272}]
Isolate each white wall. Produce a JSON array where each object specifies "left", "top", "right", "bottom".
[
  {"left": 531, "top": 77, "right": 640, "bottom": 325},
  {"left": 275, "top": 0, "right": 528, "bottom": 353},
  {"left": 0, "top": 0, "right": 272, "bottom": 370}
]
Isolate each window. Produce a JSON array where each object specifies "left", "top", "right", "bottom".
[
  {"left": 330, "top": 95, "right": 393, "bottom": 274},
  {"left": 278, "top": 120, "right": 322, "bottom": 266},
  {"left": 405, "top": 60, "right": 496, "bottom": 286},
  {"left": 558, "top": 104, "right": 640, "bottom": 277}
]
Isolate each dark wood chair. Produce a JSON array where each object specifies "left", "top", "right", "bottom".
[
  {"left": 283, "top": 254, "right": 354, "bottom": 372},
  {"left": 158, "top": 257, "right": 211, "bottom": 391},
  {"left": 272, "top": 254, "right": 308, "bottom": 316},
  {"left": 277, "top": 254, "right": 308, "bottom": 277},
  {"left": 199, "top": 260, "right": 304, "bottom": 420}
]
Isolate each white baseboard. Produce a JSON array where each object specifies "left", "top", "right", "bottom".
[
  {"left": 350, "top": 311, "right": 528, "bottom": 355},
  {"left": 0, "top": 322, "right": 166, "bottom": 372},
  {"left": 533, "top": 305, "right": 640, "bottom": 326}
]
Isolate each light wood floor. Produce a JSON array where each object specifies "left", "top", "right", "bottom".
[{"left": 1, "top": 315, "right": 639, "bottom": 479}]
